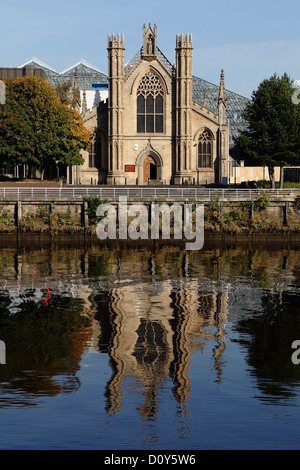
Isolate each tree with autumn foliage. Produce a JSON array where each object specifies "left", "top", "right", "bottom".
[{"left": 0, "top": 76, "right": 90, "bottom": 178}]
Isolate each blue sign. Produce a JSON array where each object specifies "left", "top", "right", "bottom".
[{"left": 92, "top": 83, "right": 108, "bottom": 90}]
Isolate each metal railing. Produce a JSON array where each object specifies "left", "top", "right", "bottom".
[{"left": 0, "top": 187, "right": 299, "bottom": 201}]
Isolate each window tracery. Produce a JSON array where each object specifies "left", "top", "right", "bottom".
[
  {"left": 137, "top": 71, "right": 164, "bottom": 133},
  {"left": 89, "top": 131, "right": 101, "bottom": 168},
  {"left": 198, "top": 130, "right": 212, "bottom": 168}
]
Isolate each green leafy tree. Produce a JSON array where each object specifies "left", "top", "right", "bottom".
[
  {"left": 236, "top": 73, "right": 300, "bottom": 188},
  {"left": 0, "top": 76, "right": 90, "bottom": 179}
]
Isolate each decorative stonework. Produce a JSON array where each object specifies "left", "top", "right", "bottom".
[
  {"left": 142, "top": 23, "right": 157, "bottom": 59},
  {"left": 198, "top": 129, "right": 212, "bottom": 168},
  {"left": 137, "top": 71, "right": 163, "bottom": 98}
]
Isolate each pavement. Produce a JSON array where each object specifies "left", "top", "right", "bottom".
[{"left": 0, "top": 179, "right": 61, "bottom": 187}]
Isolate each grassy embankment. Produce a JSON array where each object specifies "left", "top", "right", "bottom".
[
  {"left": 0, "top": 194, "right": 299, "bottom": 234},
  {"left": 204, "top": 194, "right": 300, "bottom": 234}
]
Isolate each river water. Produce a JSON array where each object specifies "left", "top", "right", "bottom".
[{"left": 0, "top": 234, "right": 300, "bottom": 450}]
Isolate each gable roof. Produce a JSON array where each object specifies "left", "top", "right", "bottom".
[
  {"left": 18, "top": 56, "right": 57, "bottom": 72},
  {"left": 18, "top": 57, "right": 60, "bottom": 88},
  {"left": 192, "top": 75, "right": 249, "bottom": 143},
  {"left": 18, "top": 57, "right": 108, "bottom": 90},
  {"left": 60, "top": 58, "right": 105, "bottom": 75},
  {"left": 60, "top": 61, "right": 108, "bottom": 90}
]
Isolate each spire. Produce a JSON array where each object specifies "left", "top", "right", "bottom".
[
  {"left": 218, "top": 69, "right": 226, "bottom": 103},
  {"left": 82, "top": 90, "right": 87, "bottom": 115},
  {"left": 74, "top": 67, "right": 79, "bottom": 88},
  {"left": 218, "top": 68, "right": 227, "bottom": 125},
  {"left": 217, "top": 69, "right": 229, "bottom": 184},
  {"left": 72, "top": 67, "right": 81, "bottom": 112},
  {"left": 203, "top": 89, "right": 207, "bottom": 108}
]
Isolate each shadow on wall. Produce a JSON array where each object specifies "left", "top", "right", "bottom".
[{"left": 93, "top": 90, "right": 101, "bottom": 107}]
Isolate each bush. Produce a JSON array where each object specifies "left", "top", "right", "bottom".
[
  {"left": 85, "top": 197, "right": 108, "bottom": 224},
  {"left": 50, "top": 211, "right": 81, "bottom": 227},
  {"left": 255, "top": 180, "right": 271, "bottom": 188},
  {"left": 209, "top": 196, "right": 220, "bottom": 214},
  {"left": 50, "top": 211, "right": 82, "bottom": 232},
  {"left": 254, "top": 193, "right": 271, "bottom": 210},
  {"left": 294, "top": 196, "right": 300, "bottom": 210},
  {"left": 0, "top": 209, "right": 15, "bottom": 227},
  {"left": 36, "top": 206, "right": 50, "bottom": 224}
]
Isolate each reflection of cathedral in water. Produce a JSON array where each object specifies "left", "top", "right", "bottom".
[
  {"left": 0, "top": 246, "right": 229, "bottom": 415},
  {"left": 94, "top": 256, "right": 228, "bottom": 417},
  {"left": 2, "top": 242, "right": 299, "bottom": 414}
]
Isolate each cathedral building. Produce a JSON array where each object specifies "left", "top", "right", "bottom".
[
  {"left": 79, "top": 24, "right": 247, "bottom": 186},
  {"left": 8, "top": 24, "right": 250, "bottom": 185}
]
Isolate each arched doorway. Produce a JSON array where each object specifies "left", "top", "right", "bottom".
[
  {"left": 136, "top": 148, "right": 163, "bottom": 185},
  {"left": 143, "top": 156, "right": 157, "bottom": 183}
]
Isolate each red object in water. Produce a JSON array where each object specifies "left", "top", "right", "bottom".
[{"left": 44, "top": 288, "right": 52, "bottom": 306}]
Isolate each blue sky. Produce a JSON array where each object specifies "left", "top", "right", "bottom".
[{"left": 1, "top": 0, "right": 299, "bottom": 97}]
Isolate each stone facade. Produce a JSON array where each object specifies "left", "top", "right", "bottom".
[{"left": 77, "top": 24, "right": 229, "bottom": 186}]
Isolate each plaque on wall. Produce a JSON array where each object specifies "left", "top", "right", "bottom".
[{"left": 125, "top": 165, "right": 135, "bottom": 172}]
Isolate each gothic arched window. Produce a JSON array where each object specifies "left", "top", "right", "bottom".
[
  {"left": 137, "top": 71, "right": 164, "bottom": 133},
  {"left": 198, "top": 130, "right": 212, "bottom": 168},
  {"left": 89, "top": 131, "right": 101, "bottom": 168}
]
